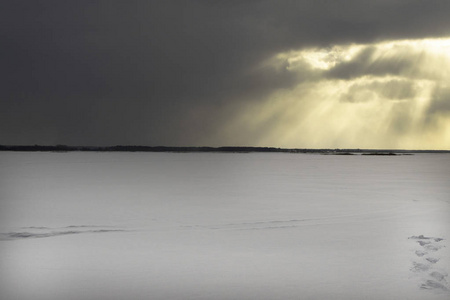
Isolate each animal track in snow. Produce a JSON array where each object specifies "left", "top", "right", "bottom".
[{"left": 409, "top": 235, "right": 448, "bottom": 293}]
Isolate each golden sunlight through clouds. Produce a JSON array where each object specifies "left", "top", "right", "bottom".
[{"left": 216, "top": 38, "right": 450, "bottom": 149}]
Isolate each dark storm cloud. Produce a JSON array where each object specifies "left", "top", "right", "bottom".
[{"left": 2, "top": 0, "right": 450, "bottom": 146}]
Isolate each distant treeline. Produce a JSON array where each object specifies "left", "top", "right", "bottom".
[{"left": 1, "top": 145, "right": 449, "bottom": 154}]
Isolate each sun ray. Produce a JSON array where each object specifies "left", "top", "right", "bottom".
[{"left": 217, "top": 37, "right": 450, "bottom": 149}]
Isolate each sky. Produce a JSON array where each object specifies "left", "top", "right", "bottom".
[{"left": 1, "top": 0, "right": 450, "bottom": 149}]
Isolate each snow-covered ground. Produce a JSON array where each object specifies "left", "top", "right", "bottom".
[{"left": 0, "top": 152, "right": 449, "bottom": 300}]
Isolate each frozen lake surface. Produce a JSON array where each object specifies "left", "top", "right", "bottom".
[{"left": 1, "top": 152, "right": 449, "bottom": 299}]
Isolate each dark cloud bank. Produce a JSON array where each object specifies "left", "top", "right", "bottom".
[{"left": 2, "top": 1, "right": 450, "bottom": 147}]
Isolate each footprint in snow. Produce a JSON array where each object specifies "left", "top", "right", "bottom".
[
  {"left": 421, "top": 280, "right": 449, "bottom": 291},
  {"left": 415, "top": 250, "right": 427, "bottom": 257},
  {"left": 426, "top": 257, "right": 440, "bottom": 264},
  {"left": 411, "top": 262, "right": 431, "bottom": 272},
  {"left": 409, "top": 235, "right": 448, "bottom": 293},
  {"left": 430, "top": 271, "right": 448, "bottom": 282}
]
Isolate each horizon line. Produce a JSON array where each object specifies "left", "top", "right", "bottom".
[{"left": 1, "top": 144, "right": 449, "bottom": 154}]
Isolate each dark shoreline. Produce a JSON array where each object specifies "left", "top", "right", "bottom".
[{"left": 1, "top": 145, "right": 449, "bottom": 154}]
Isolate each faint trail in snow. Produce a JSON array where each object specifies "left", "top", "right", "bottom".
[
  {"left": 20, "top": 225, "right": 118, "bottom": 230},
  {"left": 64, "top": 225, "right": 118, "bottom": 228},
  {"left": 20, "top": 226, "right": 50, "bottom": 229},
  {"left": 409, "top": 235, "right": 448, "bottom": 293},
  {"left": 207, "top": 219, "right": 314, "bottom": 230},
  {"left": 0, "top": 226, "right": 128, "bottom": 241},
  {"left": 185, "top": 208, "right": 411, "bottom": 231}
]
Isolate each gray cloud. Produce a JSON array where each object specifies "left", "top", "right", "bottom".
[
  {"left": 428, "top": 86, "right": 450, "bottom": 115},
  {"left": 326, "top": 46, "right": 424, "bottom": 80},
  {"left": 340, "top": 79, "right": 418, "bottom": 103},
  {"left": 2, "top": 1, "right": 450, "bottom": 146}
]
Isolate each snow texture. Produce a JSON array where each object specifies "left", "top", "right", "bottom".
[{"left": 0, "top": 152, "right": 449, "bottom": 300}]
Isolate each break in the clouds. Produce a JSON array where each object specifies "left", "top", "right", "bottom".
[
  {"left": 216, "top": 38, "right": 450, "bottom": 149},
  {"left": 1, "top": 1, "right": 450, "bottom": 149}
]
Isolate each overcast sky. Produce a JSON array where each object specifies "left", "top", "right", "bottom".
[{"left": 2, "top": 0, "right": 450, "bottom": 149}]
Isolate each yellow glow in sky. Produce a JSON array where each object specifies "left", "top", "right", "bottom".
[{"left": 212, "top": 38, "right": 450, "bottom": 149}]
